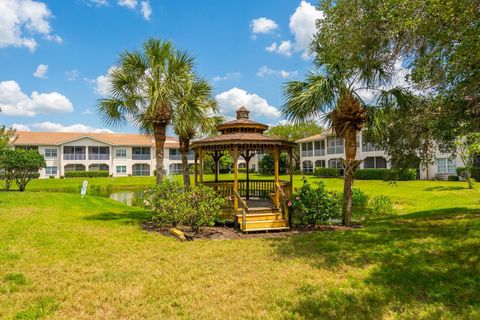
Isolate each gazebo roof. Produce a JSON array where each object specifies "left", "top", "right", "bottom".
[{"left": 191, "top": 106, "right": 296, "bottom": 150}]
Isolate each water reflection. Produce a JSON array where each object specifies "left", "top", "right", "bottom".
[{"left": 109, "top": 190, "right": 144, "bottom": 206}]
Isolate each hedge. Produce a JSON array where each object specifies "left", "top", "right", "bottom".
[
  {"left": 354, "top": 168, "right": 417, "bottom": 181},
  {"left": 65, "top": 171, "right": 109, "bottom": 178},
  {"left": 456, "top": 167, "right": 480, "bottom": 181},
  {"left": 314, "top": 167, "right": 340, "bottom": 178}
]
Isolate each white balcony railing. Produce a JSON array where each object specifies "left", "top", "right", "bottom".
[
  {"left": 63, "top": 154, "right": 86, "bottom": 160},
  {"left": 132, "top": 154, "right": 151, "bottom": 160},
  {"left": 314, "top": 149, "right": 325, "bottom": 156},
  {"left": 301, "top": 150, "right": 313, "bottom": 157},
  {"left": 169, "top": 155, "right": 194, "bottom": 160},
  {"left": 88, "top": 154, "right": 110, "bottom": 160}
]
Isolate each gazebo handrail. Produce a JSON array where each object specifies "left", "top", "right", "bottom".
[{"left": 233, "top": 189, "right": 248, "bottom": 231}]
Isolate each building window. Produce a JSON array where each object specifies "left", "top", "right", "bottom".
[
  {"left": 364, "top": 156, "right": 387, "bottom": 169},
  {"left": 328, "top": 158, "right": 343, "bottom": 169},
  {"left": 314, "top": 140, "right": 325, "bottom": 156},
  {"left": 116, "top": 165, "right": 127, "bottom": 174},
  {"left": 169, "top": 163, "right": 183, "bottom": 174},
  {"left": 302, "top": 160, "right": 313, "bottom": 173},
  {"left": 327, "top": 137, "right": 344, "bottom": 154},
  {"left": 44, "top": 148, "right": 57, "bottom": 158},
  {"left": 45, "top": 166, "right": 57, "bottom": 175},
  {"left": 437, "top": 158, "right": 456, "bottom": 174},
  {"left": 89, "top": 164, "right": 109, "bottom": 171},
  {"left": 132, "top": 147, "right": 151, "bottom": 160},
  {"left": 315, "top": 160, "right": 325, "bottom": 168},
  {"left": 301, "top": 142, "right": 313, "bottom": 157},
  {"left": 116, "top": 148, "right": 127, "bottom": 158},
  {"left": 64, "top": 164, "right": 86, "bottom": 172},
  {"left": 132, "top": 164, "right": 150, "bottom": 176}
]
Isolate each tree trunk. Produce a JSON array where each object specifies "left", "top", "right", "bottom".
[
  {"left": 466, "top": 168, "right": 473, "bottom": 189},
  {"left": 153, "top": 124, "right": 167, "bottom": 185},
  {"left": 342, "top": 127, "right": 359, "bottom": 226},
  {"left": 179, "top": 137, "right": 190, "bottom": 189}
]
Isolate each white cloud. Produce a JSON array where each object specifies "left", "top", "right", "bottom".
[
  {"left": 65, "top": 69, "right": 80, "bottom": 81},
  {"left": 87, "top": 67, "right": 115, "bottom": 96},
  {"left": 289, "top": 0, "right": 324, "bottom": 56},
  {"left": 12, "top": 123, "right": 31, "bottom": 131},
  {"left": 85, "top": 0, "right": 108, "bottom": 6},
  {"left": 251, "top": 17, "right": 278, "bottom": 34},
  {"left": 265, "top": 40, "right": 293, "bottom": 57},
  {"left": 118, "top": 0, "right": 137, "bottom": 9},
  {"left": 82, "top": 108, "right": 93, "bottom": 115},
  {"left": 213, "top": 72, "right": 241, "bottom": 82},
  {"left": 256, "top": 65, "right": 298, "bottom": 79},
  {"left": 0, "top": 80, "right": 73, "bottom": 117},
  {"left": 30, "top": 121, "right": 113, "bottom": 133},
  {"left": 215, "top": 87, "right": 281, "bottom": 119},
  {"left": 265, "top": 1, "right": 323, "bottom": 58},
  {"left": 33, "top": 64, "right": 48, "bottom": 79},
  {"left": 0, "top": 0, "right": 62, "bottom": 52},
  {"left": 140, "top": 1, "right": 152, "bottom": 20}
]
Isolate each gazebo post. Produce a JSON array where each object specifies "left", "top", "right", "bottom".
[
  {"left": 233, "top": 145, "right": 239, "bottom": 211},
  {"left": 245, "top": 150, "right": 250, "bottom": 200},
  {"left": 289, "top": 148, "right": 293, "bottom": 187},
  {"left": 199, "top": 148, "right": 204, "bottom": 183},
  {"left": 213, "top": 151, "right": 220, "bottom": 183},
  {"left": 274, "top": 146, "right": 280, "bottom": 209},
  {"left": 194, "top": 151, "right": 198, "bottom": 185}
]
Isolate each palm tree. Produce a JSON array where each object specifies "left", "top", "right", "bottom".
[
  {"left": 173, "top": 76, "right": 219, "bottom": 188},
  {"left": 283, "top": 66, "right": 413, "bottom": 225},
  {"left": 98, "top": 38, "right": 193, "bottom": 184}
]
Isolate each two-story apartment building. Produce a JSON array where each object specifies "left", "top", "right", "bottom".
[
  {"left": 13, "top": 131, "right": 259, "bottom": 178},
  {"left": 297, "top": 130, "right": 464, "bottom": 180},
  {"left": 13, "top": 131, "right": 195, "bottom": 178}
]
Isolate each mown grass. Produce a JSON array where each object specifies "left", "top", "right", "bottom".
[{"left": 0, "top": 177, "right": 479, "bottom": 319}]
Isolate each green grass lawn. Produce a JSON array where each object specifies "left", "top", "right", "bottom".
[{"left": 1, "top": 176, "right": 479, "bottom": 319}]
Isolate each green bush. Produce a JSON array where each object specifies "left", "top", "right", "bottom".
[
  {"left": 354, "top": 169, "right": 386, "bottom": 180},
  {"left": 144, "top": 180, "right": 225, "bottom": 232},
  {"left": 351, "top": 188, "right": 369, "bottom": 217},
  {"left": 65, "top": 171, "right": 109, "bottom": 178},
  {"left": 314, "top": 167, "right": 340, "bottom": 178},
  {"left": 457, "top": 167, "right": 480, "bottom": 181},
  {"left": 291, "top": 179, "right": 341, "bottom": 226},
  {"left": 369, "top": 195, "right": 395, "bottom": 218},
  {"left": 448, "top": 175, "right": 459, "bottom": 181}
]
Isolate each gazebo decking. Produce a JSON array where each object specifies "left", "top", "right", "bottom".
[{"left": 191, "top": 107, "right": 296, "bottom": 232}]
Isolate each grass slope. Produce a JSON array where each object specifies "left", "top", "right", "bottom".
[{"left": 1, "top": 182, "right": 479, "bottom": 319}]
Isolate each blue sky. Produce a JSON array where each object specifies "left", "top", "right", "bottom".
[{"left": 0, "top": 0, "right": 323, "bottom": 133}]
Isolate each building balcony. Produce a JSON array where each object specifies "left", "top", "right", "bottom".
[
  {"left": 301, "top": 151, "right": 313, "bottom": 157},
  {"left": 169, "top": 155, "right": 194, "bottom": 161},
  {"left": 132, "top": 154, "right": 151, "bottom": 160},
  {"left": 314, "top": 150, "right": 325, "bottom": 156},
  {"left": 63, "top": 154, "right": 86, "bottom": 160},
  {"left": 88, "top": 154, "right": 110, "bottom": 160}
]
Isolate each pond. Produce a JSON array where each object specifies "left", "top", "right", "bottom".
[{"left": 108, "top": 190, "right": 145, "bottom": 206}]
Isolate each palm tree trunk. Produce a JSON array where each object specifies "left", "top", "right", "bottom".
[
  {"left": 179, "top": 138, "right": 190, "bottom": 188},
  {"left": 153, "top": 124, "right": 167, "bottom": 185},
  {"left": 342, "top": 127, "right": 359, "bottom": 226}
]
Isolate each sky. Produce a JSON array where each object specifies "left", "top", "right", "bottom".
[{"left": 0, "top": 0, "right": 324, "bottom": 134}]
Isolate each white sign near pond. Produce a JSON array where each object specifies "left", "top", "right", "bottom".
[{"left": 81, "top": 180, "right": 88, "bottom": 198}]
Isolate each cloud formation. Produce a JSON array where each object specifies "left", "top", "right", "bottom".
[
  {"left": 215, "top": 87, "right": 281, "bottom": 119},
  {"left": 0, "top": 80, "right": 73, "bottom": 117},
  {"left": 13, "top": 121, "right": 113, "bottom": 133},
  {"left": 256, "top": 66, "right": 298, "bottom": 79},
  {"left": 251, "top": 17, "right": 278, "bottom": 34},
  {"left": 33, "top": 64, "right": 48, "bottom": 79},
  {"left": 0, "top": 0, "right": 62, "bottom": 52},
  {"left": 212, "top": 72, "right": 241, "bottom": 82}
]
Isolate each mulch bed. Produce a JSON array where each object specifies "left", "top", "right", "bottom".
[{"left": 141, "top": 221, "right": 362, "bottom": 241}]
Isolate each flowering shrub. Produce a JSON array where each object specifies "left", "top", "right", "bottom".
[
  {"left": 291, "top": 178, "right": 341, "bottom": 226},
  {"left": 143, "top": 180, "right": 225, "bottom": 232}
]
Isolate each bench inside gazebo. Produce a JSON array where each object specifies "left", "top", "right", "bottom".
[{"left": 191, "top": 106, "right": 296, "bottom": 232}]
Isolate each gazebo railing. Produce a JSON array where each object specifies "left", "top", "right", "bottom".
[{"left": 201, "top": 180, "right": 292, "bottom": 201}]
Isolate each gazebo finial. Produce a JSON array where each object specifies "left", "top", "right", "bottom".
[{"left": 236, "top": 106, "right": 249, "bottom": 120}]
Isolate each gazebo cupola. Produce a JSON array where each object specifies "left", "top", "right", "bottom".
[{"left": 190, "top": 106, "right": 296, "bottom": 232}]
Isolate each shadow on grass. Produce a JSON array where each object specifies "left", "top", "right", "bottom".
[
  {"left": 83, "top": 210, "right": 150, "bottom": 225},
  {"left": 270, "top": 208, "right": 480, "bottom": 319},
  {"left": 423, "top": 186, "right": 466, "bottom": 191}
]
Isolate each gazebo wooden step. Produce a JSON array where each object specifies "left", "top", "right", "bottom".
[
  {"left": 236, "top": 212, "right": 282, "bottom": 222},
  {"left": 240, "top": 219, "right": 289, "bottom": 232}
]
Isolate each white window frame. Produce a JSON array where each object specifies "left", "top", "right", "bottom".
[
  {"left": 46, "top": 166, "right": 57, "bottom": 175},
  {"left": 44, "top": 148, "right": 57, "bottom": 158},
  {"left": 437, "top": 158, "right": 456, "bottom": 174},
  {"left": 116, "top": 165, "right": 127, "bottom": 174},
  {"left": 116, "top": 148, "right": 127, "bottom": 158}
]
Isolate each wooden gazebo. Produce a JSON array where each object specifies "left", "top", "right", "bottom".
[{"left": 191, "top": 106, "right": 296, "bottom": 232}]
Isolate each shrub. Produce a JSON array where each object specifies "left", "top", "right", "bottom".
[
  {"left": 354, "top": 169, "right": 386, "bottom": 180},
  {"left": 457, "top": 166, "right": 480, "bottom": 181},
  {"left": 64, "top": 171, "right": 109, "bottom": 178},
  {"left": 448, "top": 175, "right": 459, "bottom": 181},
  {"left": 369, "top": 195, "right": 395, "bottom": 218},
  {"left": 351, "top": 188, "right": 369, "bottom": 217},
  {"left": 314, "top": 167, "right": 340, "bottom": 178},
  {"left": 144, "top": 180, "right": 225, "bottom": 232},
  {"left": 291, "top": 179, "right": 341, "bottom": 226}
]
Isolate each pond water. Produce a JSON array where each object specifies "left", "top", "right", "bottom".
[{"left": 108, "top": 190, "right": 144, "bottom": 206}]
